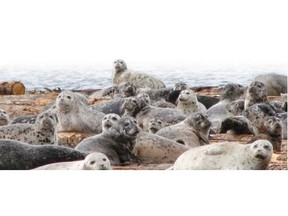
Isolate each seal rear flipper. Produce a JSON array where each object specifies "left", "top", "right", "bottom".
[{"left": 204, "top": 146, "right": 225, "bottom": 155}]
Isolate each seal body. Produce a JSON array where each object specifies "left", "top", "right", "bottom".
[
  {"left": 90, "top": 98, "right": 125, "bottom": 115},
  {"left": 34, "top": 152, "right": 112, "bottom": 170},
  {"left": 176, "top": 89, "right": 207, "bottom": 115},
  {"left": 156, "top": 112, "right": 211, "bottom": 147},
  {"left": 0, "top": 109, "right": 10, "bottom": 126},
  {"left": 75, "top": 117, "right": 141, "bottom": 165},
  {"left": 171, "top": 140, "right": 273, "bottom": 170},
  {"left": 112, "top": 59, "right": 166, "bottom": 89},
  {"left": 133, "top": 132, "right": 190, "bottom": 163},
  {"left": 0, "top": 139, "right": 86, "bottom": 170},
  {"left": 254, "top": 73, "right": 287, "bottom": 96},
  {"left": 0, "top": 110, "right": 58, "bottom": 145},
  {"left": 56, "top": 90, "right": 105, "bottom": 133}
]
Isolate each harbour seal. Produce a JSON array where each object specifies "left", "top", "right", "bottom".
[
  {"left": 170, "top": 140, "right": 273, "bottom": 170},
  {"left": 248, "top": 116, "right": 283, "bottom": 151},
  {"left": 148, "top": 118, "right": 164, "bottom": 134},
  {"left": 137, "top": 92, "right": 175, "bottom": 108},
  {"left": 90, "top": 98, "right": 125, "bottom": 115},
  {"left": 176, "top": 89, "right": 207, "bottom": 115},
  {"left": 112, "top": 59, "right": 166, "bottom": 89},
  {"left": 226, "top": 99, "right": 245, "bottom": 116},
  {"left": 174, "top": 82, "right": 188, "bottom": 91},
  {"left": 34, "top": 152, "right": 112, "bottom": 170},
  {"left": 75, "top": 116, "right": 141, "bottom": 165},
  {"left": 133, "top": 132, "right": 190, "bottom": 163},
  {"left": 0, "top": 139, "right": 86, "bottom": 170},
  {"left": 254, "top": 73, "right": 287, "bottom": 96},
  {"left": 244, "top": 81, "right": 268, "bottom": 109},
  {"left": 206, "top": 83, "right": 246, "bottom": 133},
  {"left": 156, "top": 112, "right": 211, "bottom": 147},
  {"left": 220, "top": 116, "right": 255, "bottom": 135},
  {"left": 0, "top": 110, "right": 58, "bottom": 145},
  {"left": 89, "top": 82, "right": 137, "bottom": 100},
  {"left": 102, "top": 113, "right": 120, "bottom": 131},
  {"left": 0, "top": 109, "right": 10, "bottom": 126},
  {"left": 122, "top": 96, "right": 186, "bottom": 131},
  {"left": 56, "top": 90, "right": 105, "bottom": 133}
]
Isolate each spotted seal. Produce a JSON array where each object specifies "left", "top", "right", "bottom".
[
  {"left": 0, "top": 110, "right": 58, "bottom": 145},
  {"left": 0, "top": 139, "right": 86, "bottom": 170},
  {"left": 122, "top": 96, "right": 186, "bottom": 131},
  {"left": 176, "top": 89, "right": 207, "bottom": 115},
  {"left": 174, "top": 82, "right": 189, "bottom": 91},
  {"left": 56, "top": 90, "right": 105, "bottom": 133},
  {"left": 133, "top": 132, "right": 190, "bottom": 164},
  {"left": 244, "top": 81, "right": 268, "bottom": 109},
  {"left": 148, "top": 118, "right": 164, "bottom": 134},
  {"left": 156, "top": 112, "right": 211, "bottom": 147},
  {"left": 0, "top": 109, "right": 10, "bottom": 126},
  {"left": 112, "top": 59, "right": 166, "bottom": 89},
  {"left": 75, "top": 116, "right": 141, "bottom": 165},
  {"left": 254, "top": 73, "right": 287, "bottom": 96},
  {"left": 102, "top": 113, "right": 120, "bottom": 131},
  {"left": 34, "top": 152, "right": 112, "bottom": 170},
  {"left": 170, "top": 140, "right": 273, "bottom": 170}
]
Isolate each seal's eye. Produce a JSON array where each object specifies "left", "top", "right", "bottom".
[
  {"left": 58, "top": 95, "right": 61, "bottom": 99},
  {"left": 253, "top": 144, "right": 258, "bottom": 149},
  {"left": 264, "top": 145, "right": 270, "bottom": 150},
  {"left": 90, "top": 161, "right": 95, "bottom": 165},
  {"left": 103, "top": 158, "right": 107, "bottom": 161},
  {"left": 157, "top": 121, "right": 162, "bottom": 125},
  {"left": 67, "top": 96, "right": 71, "bottom": 99},
  {"left": 103, "top": 117, "right": 107, "bottom": 120},
  {"left": 3, "top": 111, "right": 6, "bottom": 114},
  {"left": 124, "top": 122, "right": 130, "bottom": 127},
  {"left": 112, "top": 117, "right": 118, "bottom": 121}
]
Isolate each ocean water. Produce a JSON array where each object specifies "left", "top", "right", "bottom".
[{"left": 0, "top": 64, "right": 286, "bottom": 90}]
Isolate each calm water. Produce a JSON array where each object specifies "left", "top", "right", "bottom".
[{"left": 0, "top": 64, "right": 286, "bottom": 90}]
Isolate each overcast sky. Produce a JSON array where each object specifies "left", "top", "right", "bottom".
[{"left": 0, "top": 0, "right": 287, "bottom": 67}]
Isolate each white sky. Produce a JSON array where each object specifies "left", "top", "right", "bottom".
[{"left": 0, "top": 0, "right": 287, "bottom": 67}]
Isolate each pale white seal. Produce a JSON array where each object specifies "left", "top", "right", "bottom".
[
  {"left": 112, "top": 59, "right": 166, "bottom": 89},
  {"left": 34, "top": 152, "right": 112, "bottom": 170},
  {"left": 170, "top": 140, "right": 273, "bottom": 170},
  {"left": 101, "top": 113, "right": 121, "bottom": 131},
  {"left": 0, "top": 109, "right": 10, "bottom": 126}
]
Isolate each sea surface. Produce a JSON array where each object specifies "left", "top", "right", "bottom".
[{"left": 0, "top": 64, "right": 286, "bottom": 90}]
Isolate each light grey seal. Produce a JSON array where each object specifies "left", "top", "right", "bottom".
[
  {"left": 56, "top": 90, "right": 105, "bottom": 133},
  {"left": 206, "top": 83, "right": 246, "bottom": 133},
  {"left": 0, "top": 109, "right": 10, "bottom": 126},
  {"left": 102, "top": 113, "right": 120, "bottom": 131},
  {"left": 34, "top": 152, "right": 112, "bottom": 170},
  {"left": 148, "top": 118, "right": 164, "bottom": 134},
  {"left": 0, "top": 139, "right": 86, "bottom": 170},
  {"left": 170, "top": 140, "right": 273, "bottom": 170},
  {"left": 0, "top": 110, "right": 58, "bottom": 145},
  {"left": 133, "top": 132, "right": 190, "bottom": 164},
  {"left": 156, "top": 112, "right": 211, "bottom": 147},
  {"left": 176, "top": 89, "right": 207, "bottom": 115},
  {"left": 254, "top": 73, "right": 287, "bottom": 96},
  {"left": 75, "top": 116, "right": 142, "bottom": 165},
  {"left": 244, "top": 81, "right": 268, "bottom": 109},
  {"left": 112, "top": 59, "right": 166, "bottom": 89},
  {"left": 122, "top": 96, "right": 186, "bottom": 131}
]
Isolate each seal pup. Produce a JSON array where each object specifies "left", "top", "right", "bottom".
[
  {"left": 244, "top": 81, "right": 268, "bottom": 109},
  {"left": 148, "top": 118, "right": 164, "bottom": 134},
  {"left": 206, "top": 83, "right": 246, "bottom": 133},
  {"left": 102, "top": 113, "right": 121, "bottom": 131},
  {"left": 0, "top": 110, "right": 58, "bottom": 145},
  {"left": 34, "top": 152, "right": 112, "bottom": 170},
  {"left": 0, "top": 109, "right": 10, "bottom": 126},
  {"left": 112, "top": 59, "right": 166, "bottom": 89},
  {"left": 56, "top": 90, "right": 105, "bottom": 133},
  {"left": 156, "top": 112, "right": 211, "bottom": 147},
  {"left": 248, "top": 116, "right": 283, "bottom": 151},
  {"left": 133, "top": 132, "right": 190, "bottom": 164},
  {"left": 122, "top": 96, "right": 186, "bottom": 131},
  {"left": 176, "top": 89, "right": 207, "bottom": 115},
  {"left": 75, "top": 116, "right": 141, "bottom": 165},
  {"left": 0, "top": 139, "right": 86, "bottom": 170},
  {"left": 254, "top": 73, "right": 287, "bottom": 96},
  {"left": 170, "top": 140, "right": 273, "bottom": 170}
]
